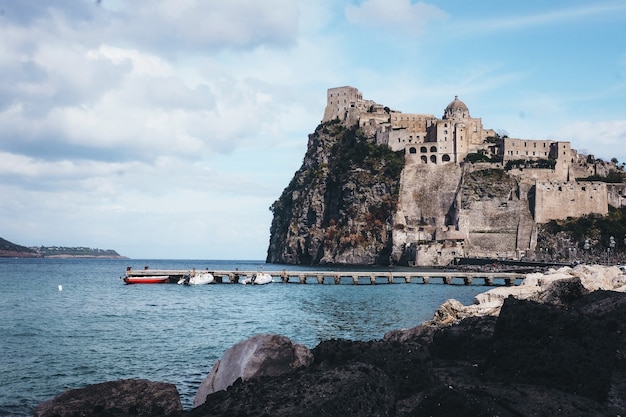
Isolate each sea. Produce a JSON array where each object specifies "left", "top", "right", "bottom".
[{"left": 0, "top": 258, "right": 494, "bottom": 416}]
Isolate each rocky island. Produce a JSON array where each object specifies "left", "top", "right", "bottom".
[{"left": 267, "top": 87, "right": 626, "bottom": 266}]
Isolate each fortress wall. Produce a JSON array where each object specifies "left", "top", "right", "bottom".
[
  {"left": 534, "top": 181, "right": 608, "bottom": 223},
  {"left": 393, "top": 164, "right": 463, "bottom": 255},
  {"left": 466, "top": 233, "right": 517, "bottom": 255},
  {"left": 507, "top": 168, "right": 567, "bottom": 182},
  {"left": 607, "top": 183, "right": 626, "bottom": 208}
]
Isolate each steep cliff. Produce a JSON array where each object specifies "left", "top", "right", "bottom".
[{"left": 266, "top": 120, "right": 404, "bottom": 265}]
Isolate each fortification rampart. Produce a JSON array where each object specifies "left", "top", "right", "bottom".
[{"left": 534, "top": 181, "right": 608, "bottom": 223}]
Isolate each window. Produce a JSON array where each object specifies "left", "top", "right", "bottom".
[
  {"left": 421, "top": 146, "right": 427, "bottom": 153},
  {"left": 409, "top": 147, "right": 417, "bottom": 154},
  {"left": 442, "top": 154, "right": 451, "bottom": 162},
  {"left": 421, "top": 155, "right": 428, "bottom": 164},
  {"left": 430, "top": 146, "right": 437, "bottom": 152},
  {"left": 430, "top": 155, "right": 437, "bottom": 163}
]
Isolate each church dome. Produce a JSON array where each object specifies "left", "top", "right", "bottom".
[{"left": 443, "top": 95, "right": 470, "bottom": 119}]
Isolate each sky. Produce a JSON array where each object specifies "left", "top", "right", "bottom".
[{"left": 1, "top": 0, "right": 625, "bottom": 260}]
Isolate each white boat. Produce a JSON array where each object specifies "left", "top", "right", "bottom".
[
  {"left": 177, "top": 272, "right": 214, "bottom": 285},
  {"left": 241, "top": 272, "right": 273, "bottom": 285}
]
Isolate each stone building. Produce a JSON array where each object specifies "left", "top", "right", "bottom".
[{"left": 321, "top": 86, "right": 616, "bottom": 264}]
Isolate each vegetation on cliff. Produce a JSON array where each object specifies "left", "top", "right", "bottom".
[
  {"left": 538, "top": 206, "right": 626, "bottom": 261},
  {"left": 267, "top": 121, "right": 404, "bottom": 265}
]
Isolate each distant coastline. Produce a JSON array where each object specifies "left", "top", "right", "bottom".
[{"left": 0, "top": 237, "right": 127, "bottom": 259}]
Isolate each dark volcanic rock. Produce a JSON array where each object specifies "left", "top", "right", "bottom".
[
  {"left": 488, "top": 293, "right": 626, "bottom": 403},
  {"left": 187, "top": 362, "right": 395, "bottom": 417},
  {"left": 312, "top": 338, "right": 433, "bottom": 400},
  {"left": 34, "top": 379, "right": 182, "bottom": 417}
]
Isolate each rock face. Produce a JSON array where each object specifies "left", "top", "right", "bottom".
[
  {"left": 266, "top": 120, "right": 404, "bottom": 265},
  {"left": 34, "top": 379, "right": 182, "bottom": 417},
  {"left": 264, "top": 117, "right": 542, "bottom": 266},
  {"left": 193, "top": 333, "right": 313, "bottom": 407}
]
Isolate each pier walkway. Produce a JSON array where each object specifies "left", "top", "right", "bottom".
[{"left": 124, "top": 268, "right": 525, "bottom": 286}]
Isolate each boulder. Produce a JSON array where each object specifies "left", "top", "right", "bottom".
[
  {"left": 188, "top": 362, "right": 395, "bottom": 417},
  {"left": 193, "top": 333, "right": 313, "bottom": 407},
  {"left": 34, "top": 379, "right": 182, "bottom": 417}
]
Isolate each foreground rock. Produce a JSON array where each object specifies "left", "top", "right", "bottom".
[
  {"left": 188, "top": 288, "right": 625, "bottom": 416},
  {"left": 193, "top": 333, "right": 314, "bottom": 407},
  {"left": 35, "top": 379, "right": 182, "bottom": 417},
  {"left": 422, "top": 264, "right": 626, "bottom": 327}
]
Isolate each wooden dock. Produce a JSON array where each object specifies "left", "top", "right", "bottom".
[{"left": 124, "top": 268, "right": 525, "bottom": 286}]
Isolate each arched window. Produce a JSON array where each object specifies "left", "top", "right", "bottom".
[
  {"left": 442, "top": 154, "right": 451, "bottom": 162},
  {"left": 409, "top": 147, "right": 417, "bottom": 154},
  {"left": 421, "top": 155, "right": 428, "bottom": 164},
  {"left": 420, "top": 146, "right": 427, "bottom": 153},
  {"left": 430, "top": 155, "right": 437, "bottom": 163},
  {"left": 430, "top": 146, "right": 437, "bottom": 152}
]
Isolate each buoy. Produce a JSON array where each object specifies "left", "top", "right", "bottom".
[{"left": 58, "top": 285, "right": 63, "bottom": 292}]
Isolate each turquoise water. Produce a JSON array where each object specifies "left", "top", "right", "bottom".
[{"left": 0, "top": 258, "right": 490, "bottom": 416}]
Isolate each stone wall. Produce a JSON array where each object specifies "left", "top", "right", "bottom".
[
  {"left": 607, "top": 183, "right": 626, "bottom": 208},
  {"left": 534, "top": 181, "right": 608, "bottom": 223}
]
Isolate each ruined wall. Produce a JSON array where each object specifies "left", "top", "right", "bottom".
[
  {"left": 534, "top": 181, "right": 608, "bottom": 223},
  {"left": 607, "top": 183, "right": 626, "bottom": 208}
]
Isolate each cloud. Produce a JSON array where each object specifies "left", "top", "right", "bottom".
[
  {"left": 345, "top": 0, "right": 448, "bottom": 35},
  {"left": 456, "top": 2, "right": 626, "bottom": 34},
  {"left": 106, "top": 0, "right": 300, "bottom": 52},
  {"left": 554, "top": 120, "right": 626, "bottom": 160}
]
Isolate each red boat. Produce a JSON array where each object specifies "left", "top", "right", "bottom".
[{"left": 123, "top": 275, "right": 170, "bottom": 284}]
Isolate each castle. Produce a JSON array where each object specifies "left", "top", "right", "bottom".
[{"left": 323, "top": 86, "right": 625, "bottom": 264}]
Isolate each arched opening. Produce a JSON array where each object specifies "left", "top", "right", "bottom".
[
  {"left": 442, "top": 154, "right": 451, "bottom": 162},
  {"left": 420, "top": 146, "right": 427, "bottom": 153},
  {"left": 409, "top": 147, "right": 417, "bottom": 154},
  {"left": 430, "top": 155, "right": 437, "bottom": 164},
  {"left": 430, "top": 146, "right": 437, "bottom": 152},
  {"left": 421, "top": 155, "right": 428, "bottom": 164}
]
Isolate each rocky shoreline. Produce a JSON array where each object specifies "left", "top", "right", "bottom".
[{"left": 36, "top": 264, "right": 626, "bottom": 416}]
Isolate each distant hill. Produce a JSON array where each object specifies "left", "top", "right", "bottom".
[
  {"left": 31, "top": 246, "right": 127, "bottom": 259},
  {"left": 0, "top": 237, "right": 127, "bottom": 259},
  {"left": 0, "top": 237, "right": 41, "bottom": 258}
]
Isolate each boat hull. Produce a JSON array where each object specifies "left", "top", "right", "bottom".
[
  {"left": 242, "top": 272, "right": 273, "bottom": 285},
  {"left": 123, "top": 276, "right": 170, "bottom": 284},
  {"left": 178, "top": 273, "right": 214, "bottom": 285}
]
